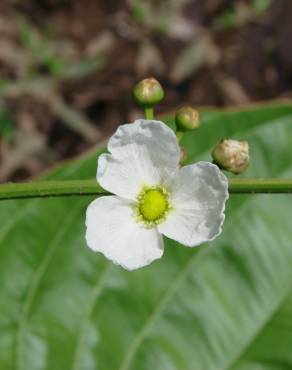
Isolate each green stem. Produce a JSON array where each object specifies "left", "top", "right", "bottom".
[
  {"left": 1, "top": 179, "right": 292, "bottom": 201},
  {"left": 144, "top": 106, "right": 154, "bottom": 120},
  {"left": 228, "top": 178, "right": 292, "bottom": 194},
  {"left": 0, "top": 180, "right": 106, "bottom": 200}
]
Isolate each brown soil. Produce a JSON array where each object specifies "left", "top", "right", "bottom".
[{"left": 1, "top": 0, "right": 292, "bottom": 181}]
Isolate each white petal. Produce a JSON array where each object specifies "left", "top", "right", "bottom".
[
  {"left": 85, "top": 196, "right": 164, "bottom": 270},
  {"left": 158, "top": 162, "right": 229, "bottom": 247},
  {"left": 97, "top": 119, "right": 180, "bottom": 199}
]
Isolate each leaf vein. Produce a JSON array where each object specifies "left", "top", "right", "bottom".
[
  {"left": 70, "top": 263, "right": 112, "bottom": 370},
  {"left": 15, "top": 201, "right": 84, "bottom": 370}
]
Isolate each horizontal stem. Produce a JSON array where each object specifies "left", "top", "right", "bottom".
[
  {"left": 228, "top": 178, "right": 292, "bottom": 194},
  {"left": 1, "top": 179, "right": 292, "bottom": 201},
  {"left": 0, "top": 180, "right": 106, "bottom": 200}
]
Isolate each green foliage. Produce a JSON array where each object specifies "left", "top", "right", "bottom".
[
  {"left": 215, "top": 7, "right": 239, "bottom": 30},
  {"left": 215, "top": 0, "right": 272, "bottom": 31},
  {"left": 1, "top": 102, "right": 292, "bottom": 369},
  {"left": 18, "top": 19, "right": 106, "bottom": 80},
  {"left": 131, "top": 0, "right": 149, "bottom": 23},
  {"left": 252, "top": 0, "right": 272, "bottom": 14},
  {"left": 20, "top": 20, "right": 66, "bottom": 76}
]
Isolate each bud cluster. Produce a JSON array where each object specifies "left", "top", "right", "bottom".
[{"left": 133, "top": 78, "right": 250, "bottom": 175}]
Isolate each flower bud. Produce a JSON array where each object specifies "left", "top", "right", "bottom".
[
  {"left": 175, "top": 106, "right": 200, "bottom": 132},
  {"left": 133, "top": 77, "right": 164, "bottom": 107},
  {"left": 212, "top": 139, "right": 249, "bottom": 174}
]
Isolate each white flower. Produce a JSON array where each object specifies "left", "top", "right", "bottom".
[{"left": 85, "top": 119, "right": 229, "bottom": 270}]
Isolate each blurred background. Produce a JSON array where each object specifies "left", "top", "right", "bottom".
[{"left": 0, "top": 0, "right": 292, "bottom": 182}]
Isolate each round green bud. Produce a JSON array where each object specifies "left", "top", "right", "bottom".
[
  {"left": 133, "top": 77, "right": 164, "bottom": 107},
  {"left": 212, "top": 139, "right": 250, "bottom": 174},
  {"left": 175, "top": 106, "right": 200, "bottom": 132}
]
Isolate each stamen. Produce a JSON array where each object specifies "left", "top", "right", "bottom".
[{"left": 135, "top": 186, "right": 172, "bottom": 227}]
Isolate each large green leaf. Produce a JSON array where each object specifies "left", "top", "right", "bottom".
[{"left": 1, "top": 102, "right": 292, "bottom": 370}]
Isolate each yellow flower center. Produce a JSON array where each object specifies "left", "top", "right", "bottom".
[{"left": 136, "top": 186, "right": 171, "bottom": 227}]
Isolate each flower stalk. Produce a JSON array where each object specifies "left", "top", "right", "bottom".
[
  {"left": 144, "top": 106, "right": 154, "bottom": 120},
  {"left": 0, "top": 178, "right": 292, "bottom": 201}
]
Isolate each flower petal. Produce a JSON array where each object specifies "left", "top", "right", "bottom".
[
  {"left": 158, "top": 162, "right": 229, "bottom": 247},
  {"left": 97, "top": 119, "right": 180, "bottom": 199},
  {"left": 85, "top": 196, "right": 164, "bottom": 270}
]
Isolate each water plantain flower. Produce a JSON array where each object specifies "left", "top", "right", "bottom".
[{"left": 85, "top": 120, "right": 229, "bottom": 270}]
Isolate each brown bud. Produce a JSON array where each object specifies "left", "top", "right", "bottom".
[{"left": 212, "top": 139, "right": 249, "bottom": 174}]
